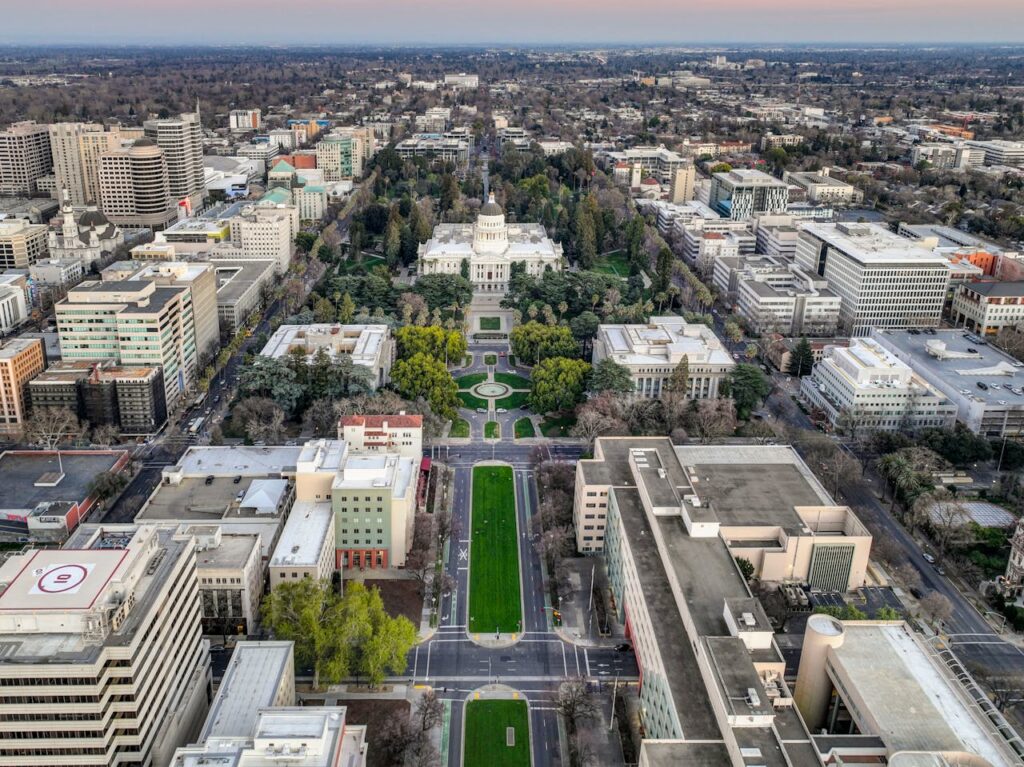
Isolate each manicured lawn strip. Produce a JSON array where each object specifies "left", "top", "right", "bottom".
[
  {"left": 485, "top": 421, "right": 500, "bottom": 439},
  {"left": 458, "top": 391, "right": 490, "bottom": 410},
  {"left": 480, "top": 317, "right": 501, "bottom": 330},
  {"left": 484, "top": 354, "right": 498, "bottom": 365},
  {"left": 338, "top": 253, "right": 385, "bottom": 274},
  {"left": 514, "top": 418, "right": 536, "bottom": 438},
  {"left": 456, "top": 373, "right": 487, "bottom": 390},
  {"left": 469, "top": 466, "right": 521, "bottom": 634},
  {"left": 450, "top": 418, "right": 470, "bottom": 438},
  {"left": 496, "top": 390, "right": 530, "bottom": 410},
  {"left": 540, "top": 412, "right": 576, "bottom": 437},
  {"left": 493, "top": 372, "right": 531, "bottom": 389},
  {"left": 464, "top": 700, "right": 530, "bottom": 767}
]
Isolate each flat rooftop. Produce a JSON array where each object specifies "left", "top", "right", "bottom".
[
  {"left": 213, "top": 259, "right": 276, "bottom": 303},
  {"left": 873, "top": 329, "right": 1024, "bottom": 408},
  {"left": 802, "top": 222, "right": 952, "bottom": 266},
  {"left": 172, "top": 445, "right": 302, "bottom": 477},
  {"left": 271, "top": 501, "right": 332, "bottom": 568},
  {"left": 201, "top": 641, "right": 293, "bottom": 740},
  {"left": 0, "top": 450, "right": 127, "bottom": 514},
  {"left": 830, "top": 622, "right": 1015, "bottom": 766},
  {"left": 0, "top": 548, "right": 129, "bottom": 612}
]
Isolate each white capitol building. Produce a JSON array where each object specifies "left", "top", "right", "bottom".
[{"left": 417, "top": 192, "right": 563, "bottom": 295}]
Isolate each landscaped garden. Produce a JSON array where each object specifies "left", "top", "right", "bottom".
[
  {"left": 496, "top": 391, "right": 530, "bottom": 410},
  {"left": 469, "top": 466, "right": 521, "bottom": 634},
  {"left": 493, "top": 372, "right": 531, "bottom": 389},
  {"left": 464, "top": 699, "right": 530, "bottom": 767},
  {"left": 514, "top": 418, "right": 536, "bottom": 438},
  {"left": 484, "top": 353, "right": 498, "bottom": 365},
  {"left": 458, "top": 391, "right": 490, "bottom": 410},
  {"left": 456, "top": 373, "right": 487, "bottom": 390},
  {"left": 480, "top": 317, "right": 502, "bottom": 331},
  {"left": 591, "top": 249, "right": 631, "bottom": 277},
  {"left": 450, "top": 418, "right": 470, "bottom": 438}
]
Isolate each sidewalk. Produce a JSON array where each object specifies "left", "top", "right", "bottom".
[{"left": 555, "top": 559, "right": 625, "bottom": 648}]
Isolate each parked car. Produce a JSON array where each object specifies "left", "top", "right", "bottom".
[
  {"left": 233, "top": 475, "right": 242, "bottom": 484},
  {"left": 204, "top": 475, "right": 214, "bottom": 486},
  {"left": 922, "top": 553, "right": 936, "bottom": 564},
  {"left": 496, "top": 408, "right": 508, "bottom": 414},
  {"left": 476, "top": 408, "right": 487, "bottom": 413}
]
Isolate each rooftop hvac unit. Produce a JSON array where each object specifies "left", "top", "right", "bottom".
[
  {"left": 746, "top": 688, "right": 761, "bottom": 708},
  {"left": 741, "top": 612, "right": 756, "bottom": 627}
]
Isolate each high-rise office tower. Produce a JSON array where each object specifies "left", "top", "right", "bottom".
[
  {"left": 99, "top": 138, "right": 178, "bottom": 230},
  {"left": 0, "top": 121, "right": 53, "bottom": 196},
  {"left": 49, "top": 122, "right": 122, "bottom": 205},
  {"left": 143, "top": 112, "right": 205, "bottom": 215}
]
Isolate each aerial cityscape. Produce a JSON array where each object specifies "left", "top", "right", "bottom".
[{"left": 0, "top": 6, "right": 1022, "bottom": 767}]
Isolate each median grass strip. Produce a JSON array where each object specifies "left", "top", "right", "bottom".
[
  {"left": 493, "top": 372, "right": 531, "bottom": 389},
  {"left": 464, "top": 699, "right": 530, "bottom": 767},
  {"left": 514, "top": 418, "right": 535, "bottom": 438},
  {"left": 480, "top": 317, "right": 501, "bottom": 331},
  {"left": 484, "top": 353, "right": 498, "bottom": 365},
  {"left": 458, "top": 391, "right": 490, "bottom": 410},
  {"left": 450, "top": 418, "right": 470, "bottom": 438},
  {"left": 469, "top": 466, "right": 521, "bottom": 634},
  {"left": 485, "top": 421, "right": 500, "bottom": 439},
  {"left": 456, "top": 373, "right": 487, "bottom": 390}
]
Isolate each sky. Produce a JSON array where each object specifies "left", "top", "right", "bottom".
[{"left": 3, "top": 0, "right": 1023, "bottom": 46}]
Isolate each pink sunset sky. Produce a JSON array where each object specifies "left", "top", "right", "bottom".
[{"left": 3, "top": 0, "right": 1023, "bottom": 44}]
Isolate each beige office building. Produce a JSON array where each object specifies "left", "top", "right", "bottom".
[
  {"left": 49, "top": 123, "right": 123, "bottom": 206},
  {"left": 269, "top": 501, "right": 336, "bottom": 587},
  {"left": 128, "top": 262, "right": 221, "bottom": 366},
  {"left": 56, "top": 279, "right": 199, "bottom": 407},
  {"left": 99, "top": 139, "right": 178, "bottom": 230},
  {"left": 0, "top": 219, "right": 48, "bottom": 270},
  {"left": 0, "top": 337, "right": 46, "bottom": 437},
  {"left": 144, "top": 113, "right": 205, "bottom": 215},
  {"left": 0, "top": 524, "right": 211, "bottom": 767},
  {"left": 0, "top": 121, "right": 52, "bottom": 196}
]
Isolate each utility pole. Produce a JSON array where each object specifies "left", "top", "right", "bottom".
[{"left": 608, "top": 674, "right": 619, "bottom": 732}]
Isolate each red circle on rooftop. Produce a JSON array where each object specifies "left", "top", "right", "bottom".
[{"left": 37, "top": 564, "right": 88, "bottom": 593}]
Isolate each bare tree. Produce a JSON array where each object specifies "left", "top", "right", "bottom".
[
  {"left": 689, "top": 399, "right": 737, "bottom": 443},
  {"left": 929, "top": 497, "right": 975, "bottom": 556},
  {"left": 23, "top": 407, "right": 83, "bottom": 449},
  {"left": 405, "top": 514, "right": 435, "bottom": 594},
  {"left": 558, "top": 678, "right": 599, "bottom": 732},
  {"left": 919, "top": 591, "right": 953, "bottom": 627},
  {"left": 90, "top": 423, "right": 121, "bottom": 447},
  {"left": 968, "top": 665, "right": 1024, "bottom": 714},
  {"left": 414, "top": 689, "right": 444, "bottom": 732},
  {"left": 894, "top": 563, "right": 923, "bottom": 593}
]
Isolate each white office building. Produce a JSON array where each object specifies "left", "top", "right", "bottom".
[
  {"left": 801, "top": 338, "right": 956, "bottom": 433},
  {"left": 593, "top": 316, "right": 735, "bottom": 399},
  {"left": 784, "top": 168, "right": 861, "bottom": 206},
  {"left": 796, "top": 222, "right": 952, "bottom": 336},
  {"left": 0, "top": 524, "right": 211, "bottom": 767},
  {"left": 144, "top": 112, "right": 206, "bottom": 215},
  {"left": 260, "top": 324, "right": 393, "bottom": 389},
  {"left": 734, "top": 262, "right": 841, "bottom": 336},
  {"left": 269, "top": 501, "right": 336, "bottom": 587}
]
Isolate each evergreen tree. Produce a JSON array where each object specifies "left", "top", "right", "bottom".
[{"left": 787, "top": 337, "right": 815, "bottom": 377}]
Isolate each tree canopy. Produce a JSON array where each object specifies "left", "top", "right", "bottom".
[
  {"left": 261, "top": 580, "right": 416, "bottom": 689},
  {"left": 530, "top": 357, "right": 592, "bottom": 414},
  {"left": 390, "top": 352, "right": 460, "bottom": 421},
  {"left": 589, "top": 357, "right": 634, "bottom": 394},
  {"left": 510, "top": 321, "right": 579, "bottom": 366},
  {"left": 725, "top": 364, "right": 771, "bottom": 419}
]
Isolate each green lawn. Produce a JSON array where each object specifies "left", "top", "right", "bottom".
[
  {"left": 514, "top": 418, "right": 536, "bottom": 438},
  {"left": 485, "top": 421, "right": 500, "bottom": 439},
  {"left": 450, "top": 418, "right": 470, "bottom": 438},
  {"left": 458, "top": 391, "right": 490, "bottom": 410},
  {"left": 496, "top": 390, "right": 530, "bottom": 410},
  {"left": 480, "top": 317, "right": 501, "bottom": 331},
  {"left": 592, "top": 249, "right": 632, "bottom": 277},
  {"left": 484, "top": 353, "right": 498, "bottom": 365},
  {"left": 337, "top": 253, "right": 385, "bottom": 274},
  {"left": 508, "top": 354, "right": 517, "bottom": 366},
  {"left": 456, "top": 373, "right": 487, "bottom": 390},
  {"left": 469, "top": 466, "right": 521, "bottom": 634},
  {"left": 493, "top": 372, "right": 531, "bottom": 389},
  {"left": 540, "top": 412, "right": 576, "bottom": 437},
  {"left": 464, "top": 700, "right": 530, "bottom": 767}
]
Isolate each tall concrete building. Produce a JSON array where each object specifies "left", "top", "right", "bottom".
[
  {"left": 99, "top": 139, "right": 178, "bottom": 230},
  {"left": 0, "top": 121, "right": 53, "bottom": 196},
  {"left": 0, "top": 524, "right": 211, "bottom": 767},
  {"left": 128, "top": 262, "right": 221, "bottom": 367},
  {"left": 0, "top": 218, "right": 48, "bottom": 269},
  {"left": 56, "top": 279, "right": 200, "bottom": 407},
  {"left": 49, "top": 122, "right": 123, "bottom": 205},
  {"left": 795, "top": 222, "right": 952, "bottom": 336},
  {"left": 0, "top": 337, "right": 46, "bottom": 438},
  {"left": 144, "top": 113, "right": 206, "bottom": 215}
]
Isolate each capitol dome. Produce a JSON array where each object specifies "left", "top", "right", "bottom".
[{"left": 473, "top": 192, "right": 509, "bottom": 254}]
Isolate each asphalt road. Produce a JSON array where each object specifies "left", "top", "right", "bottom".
[
  {"left": 421, "top": 401, "right": 637, "bottom": 767},
  {"left": 766, "top": 376, "right": 1024, "bottom": 676}
]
